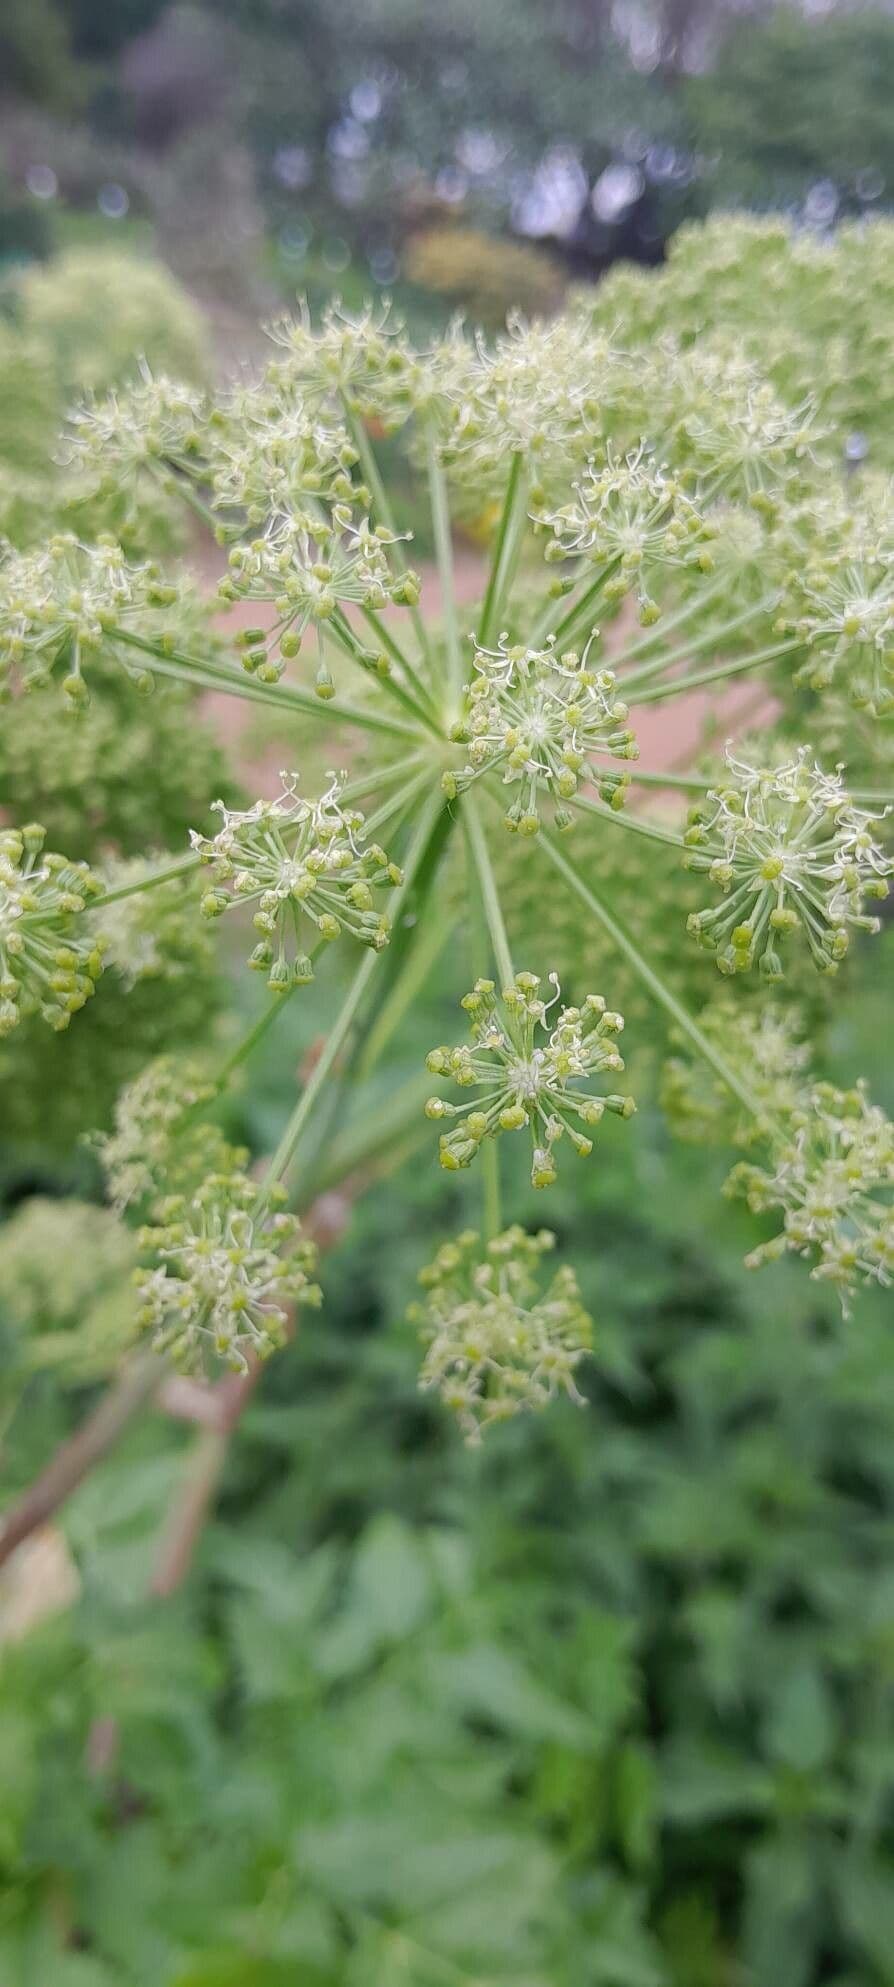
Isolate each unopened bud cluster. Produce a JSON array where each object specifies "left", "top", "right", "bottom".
[
  {"left": 445, "top": 636, "right": 637, "bottom": 831},
  {"left": 684, "top": 749, "right": 890, "bottom": 977},
  {"left": 0, "top": 824, "right": 105, "bottom": 1035},
  {"left": 426, "top": 971, "right": 634, "bottom": 1188},
  {"left": 191, "top": 773, "right": 402, "bottom": 989},
  {"left": 409, "top": 1225, "right": 592, "bottom": 1443}
]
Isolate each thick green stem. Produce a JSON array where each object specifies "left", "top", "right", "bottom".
[
  {"left": 463, "top": 796, "right": 514, "bottom": 985},
  {"left": 112, "top": 628, "right": 418, "bottom": 739},
  {"left": 630, "top": 638, "right": 801, "bottom": 707},
  {"left": 427, "top": 430, "right": 463, "bottom": 714},
  {"left": 477, "top": 451, "right": 527, "bottom": 648},
  {"left": 538, "top": 832, "right": 758, "bottom": 1119}
]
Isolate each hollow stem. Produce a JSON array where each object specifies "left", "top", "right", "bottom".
[{"left": 538, "top": 832, "right": 758, "bottom": 1119}]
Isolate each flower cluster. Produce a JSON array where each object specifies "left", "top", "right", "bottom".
[
  {"left": 543, "top": 448, "right": 710, "bottom": 623},
  {"left": 211, "top": 383, "right": 360, "bottom": 521},
  {"left": 191, "top": 773, "right": 402, "bottom": 988},
  {"left": 727, "top": 1082, "right": 894, "bottom": 1310},
  {"left": 785, "top": 551, "right": 894, "bottom": 717},
  {"left": 267, "top": 298, "right": 411, "bottom": 423},
  {"left": 684, "top": 749, "right": 890, "bottom": 977},
  {"left": 409, "top": 1225, "right": 592, "bottom": 1443},
  {"left": 661, "top": 1000, "right": 812, "bottom": 1148},
  {"left": 0, "top": 824, "right": 105, "bottom": 1036},
  {"left": 0, "top": 533, "right": 186, "bottom": 703},
  {"left": 65, "top": 370, "right": 207, "bottom": 496},
  {"left": 446, "top": 636, "right": 637, "bottom": 830},
  {"left": 95, "top": 1054, "right": 239, "bottom": 1212},
  {"left": 426, "top": 972, "right": 634, "bottom": 1188},
  {"left": 136, "top": 1171, "right": 321, "bottom": 1372},
  {"left": 219, "top": 512, "right": 419, "bottom": 684}
]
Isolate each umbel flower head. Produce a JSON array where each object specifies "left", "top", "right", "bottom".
[
  {"left": 727, "top": 1081, "right": 894, "bottom": 1310},
  {"left": 426, "top": 972, "right": 635, "bottom": 1188},
  {"left": 661, "top": 999, "right": 812, "bottom": 1148},
  {"left": 542, "top": 446, "right": 710, "bottom": 623},
  {"left": 446, "top": 635, "right": 638, "bottom": 831},
  {"left": 784, "top": 548, "right": 894, "bottom": 717},
  {"left": 64, "top": 369, "right": 207, "bottom": 495},
  {"left": 191, "top": 773, "right": 402, "bottom": 990},
  {"left": 219, "top": 510, "right": 418, "bottom": 683},
  {"left": 409, "top": 1225, "right": 593, "bottom": 1443},
  {"left": 0, "top": 533, "right": 185, "bottom": 703},
  {"left": 136, "top": 1171, "right": 321, "bottom": 1373},
  {"left": 0, "top": 824, "right": 105, "bottom": 1036},
  {"left": 683, "top": 748, "right": 890, "bottom": 977}
]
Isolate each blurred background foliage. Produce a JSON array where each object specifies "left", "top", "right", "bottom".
[
  {"left": 4, "top": 0, "right": 894, "bottom": 321},
  {"left": 3, "top": 3, "right": 894, "bottom": 1983}
]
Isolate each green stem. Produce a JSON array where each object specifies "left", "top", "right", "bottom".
[
  {"left": 621, "top": 602, "right": 776, "bottom": 692},
  {"left": 36, "top": 853, "right": 200, "bottom": 925},
  {"left": 357, "top": 604, "right": 440, "bottom": 724},
  {"left": 548, "top": 555, "right": 625, "bottom": 652},
  {"left": 630, "top": 638, "right": 801, "bottom": 707},
  {"left": 481, "top": 1139, "right": 502, "bottom": 1245},
  {"left": 538, "top": 832, "right": 758, "bottom": 1119},
  {"left": 112, "top": 629, "right": 418, "bottom": 739},
  {"left": 263, "top": 790, "right": 444, "bottom": 1188},
  {"left": 477, "top": 451, "right": 526, "bottom": 648},
  {"left": 627, "top": 769, "right": 709, "bottom": 792},
  {"left": 343, "top": 405, "right": 433, "bottom": 668},
  {"left": 463, "top": 795, "right": 514, "bottom": 985},
  {"left": 571, "top": 791, "right": 686, "bottom": 848},
  {"left": 328, "top": 609, "right": 441, "bottom": 736},
  {"left": 339, "top": 753, "right": 428, "bottom": 806},
  {"left": 427, "top": 428, "right": 463, "bottom": 714},
  {"left": 621, "top": 580, "right": 766, "bottom": 664}
]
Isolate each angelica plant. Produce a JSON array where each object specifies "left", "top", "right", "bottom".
[{"left": 1, "top": 227, "right": 892, "bottom": 1465}]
